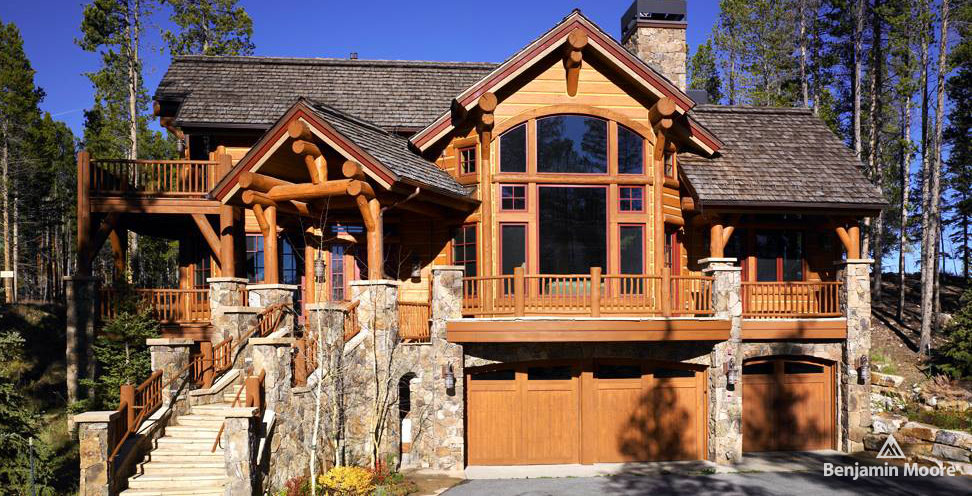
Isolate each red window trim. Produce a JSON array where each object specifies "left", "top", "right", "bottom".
[
  {"left": 499, "top": 222, "right": 529, "bottom": 275},
  {"left": 499, "top": 184, "right": 528, "bottom": 211},
  {"left": 453, "top": 224, "right": 478, "bottom": 276},
  {"left": 663, "top": 151, "right": 676, "bottom": 179},
  {"left": 458, "top": 146, "right": 477, "bottom": 177},
  {"left": 618, "top": 185, "right": 645, "bottom": 212},
  {"left": 618, "top": 223, "right": 646, "bottom": 274},
  {"left": 617, "top": 124, "right": 645, "bottom": 175}
]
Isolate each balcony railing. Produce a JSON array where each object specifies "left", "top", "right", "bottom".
[
  {"left": 89, "top": 159, "right": 219, "bottom": 196},
  {"left": 99, "top": 288, "right": 210, "bottom": 324},
  {"left": 742, "top": 281, "right": 843, "bottom": 318},
  {"left": 461, "top": 267, "right": 714, "bottom": 318},
  {"left": 399, "top": 300, "right": 431, "bottom": 342}
]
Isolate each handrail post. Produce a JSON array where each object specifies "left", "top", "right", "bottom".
[
  {"left": 200, "top": 341, "right": 214, "bottom": 388},
  {"left": 119, "top": 384, "right": 135, "bottom": 429},
  {"left": 590, "top": 267, "right": 601, "bottom": 317},
  {"left": 245, "top": 375, "right": 261, "bottom": 410},
  {"left": 294, "top": 339, "right": 307, "bottom": 387},
  {"left": 513, "top": 267, "right": 525, "bottom": 317},
  {"left": 661, "top": 267, "right": 672, "bottom": 317}
]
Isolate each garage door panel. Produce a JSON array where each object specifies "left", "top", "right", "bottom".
[
  {"left": 778, "top": 381, "right": 830, "bottom": 450},
  {"left": 466, "top": 388, "right": 519, "bottom": 464},
  {"left": 742, "top": 382, "right": 776, "bottom": 452},
  {"left": 522, "top": 388, "right": 579, "bottom": 463},
  {"left": 651, "top": 384, "right": 700, "bottom": 460},
  {"left": 595, "top": 385, "right": 648, "bottom": 462}
]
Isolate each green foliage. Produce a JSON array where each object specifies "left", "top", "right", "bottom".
[
  {"left": 688, "top": 38, "right": 723, "bottom": 104},
  {"left": 902, "top": 402, "right": 972, "bottom": 432},
  {"left": 79, "top": 305, "right": 160, "bottom": 411},
  {"left": 164, "top": 0, "right": 255, "bottom": 56},
  {"left": 0, "top": 331, "right": 57, "bottom": 494},
  {"left": 933, "top": 288, "right": 972, "bottom": 379},
  {"left": 944, "top": 0, "right": 972, "bottom": 277}
]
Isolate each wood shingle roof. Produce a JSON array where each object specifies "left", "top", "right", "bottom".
[
  {"left": 679, "top": 105, "right": 885, "bottom": 210},
  {"left": 155, "top": 56, "right": 496, "bottom": 131}
]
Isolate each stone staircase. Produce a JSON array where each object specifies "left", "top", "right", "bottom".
[{"left": 120, "top": 385, "right": 245, "bottom": 496}]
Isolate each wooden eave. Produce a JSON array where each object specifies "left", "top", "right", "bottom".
[
  {"left": 446, "top": 318, "right": 731, "bottom": 343},
  {"left": 410, "top": 11, "right": 714, "bottom": 154},
  {"left": 695, "top": 200, "right": 885, "bottom": 217}
]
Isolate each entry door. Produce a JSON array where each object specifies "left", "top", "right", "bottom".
[{"left": 742, "top": 357, "right": 835, "bottom": 452}]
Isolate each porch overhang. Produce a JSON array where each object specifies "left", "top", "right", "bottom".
[{"left": 446, "top": 317, "right": 731, "bottom": 343}]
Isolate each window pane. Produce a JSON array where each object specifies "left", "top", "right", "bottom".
[
  {"left": 619, "top": 186, "right": 643, "bottom": 211},
  {"left": 618, "top": 125, "right": 644, "bottom": 174},
  {"left": 782, "top": 231, "right": 803, "bottom": 281},
  {"left": 595, "top": 364, "right": 641, "bottom": 379},
  {"left": 538, "top": 187, "right": 606, "bottom": 273},
  {"left": 619, "top": 226, "right": 644, "bottom": 274},
  {"left": 784, "top": 362, "right": 824, "bottom": 374},
  {"left": 527, "top": 365, "right": 573, "bottom": 380},
  {"left": 537, "top": 115, "right": 607, "bottom": 173},
  {"left": 499, "top": 124, "right": 527, "bottom": 173},
  {"left": 453, "top": 225, "right": 477, "bottom": 277},
  {"left": 652, "top": 368, "right": 695, "bottom": 378},
  {"left": 755, "top": 233, "right": 779, "bottom": 281},
  {"left": 501, "top": 224, "right": 526, "bottom": 275},
  {"left": 743, "top": 362, "right": 774, "bottom": 375},
  {"left": 501, "top": 185, "right": 526, "bottom": 211},
  {"left": 470, "top": 369, "right": 515, "bottom": 381},
  {"left": 330, "top": 244, "right": 345, "bottom": 301}
]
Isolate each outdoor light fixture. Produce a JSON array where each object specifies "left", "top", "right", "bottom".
[
  {"left": 858, "top": 355, "right": 870, "bottom": 384},
  {"left": 725, "top": 357, "right": 737, "bottom": 388},
  {"left": 443, "top": 363, "right": 455, "bottom": 390},
  {"left": 314, "top": 258, "right": 326, "bottom": 283},
  {"left": 411, "top": 258, "right": 422, "bottom": 279}
]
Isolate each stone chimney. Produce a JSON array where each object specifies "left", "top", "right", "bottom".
[{"left": 621, "top": 0, "right": 687, "bottom": 91}]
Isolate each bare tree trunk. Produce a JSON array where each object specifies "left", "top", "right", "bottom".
[
  {"left": 853, "top": 0, "right": 865, "bottom": 160},
  {"left": 1, "top": 121, "right": 10, "bottom": 303},
  {"left": 800, "top": 0, "right": 809, "bottom": 107},
  {"left": 898, "top": 87, "right": 913, "bottom": 321},
  {"left": 868, "top": 0, "right": 885, "bottom": 301},
  {"left": 920, "top": 0, "right": 948, "bottom": 355},
  {"left": 13, "top": 194, "right": 18, "bottom": 302},
  {"left": 126, "top": 0, "right": 141, "bottom": 281}
]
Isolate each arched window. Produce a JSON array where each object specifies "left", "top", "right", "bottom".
[{"left": 536, "top": 115, "right": 607, "bottom": 173}]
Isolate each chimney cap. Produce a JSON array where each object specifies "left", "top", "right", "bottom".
[
  {"left": 349, "top": 52, "right": 358, "bottom": 60},
  {"left": 622, "top": 0, "right": 687, "bottom": 36},
  {"left": 686, "top": 89, "right": 710, "bottom": 105}
]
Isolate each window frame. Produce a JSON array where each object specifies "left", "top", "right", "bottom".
[
  {"left": 663, "top": 150, "right": 676, "bottom": 179},
  {"left": 452, "top": 224, "right": 478, "bottom": 278},
  {"left": 618, "top": 223, "right": 646, "bottom": 275},
  {"left": 498, "top": 123, "right": 528, "bottom": 174},
  {"left": 245, "top": 234, "right": 265, "bottom": 283},
  {"left": 754, "top": 230, "right": 806, "bottom": 282},
  {"left": 458, "top": 145, "right": 477, "bottom": 177},
  {"left": 617, "top": 124, "right": 645, "bottom": 175},
  {"left": 535, "top": 114, "right": 609, "bottom": 175},
  {"left": 618, "top": 185, "right": 645, "bottom": 213},
  {"left": 499, "top": 222, "right": 528, "bottom": 275},
  {"left": 499, "top": 184, "right": 527, "bottom": 211}
]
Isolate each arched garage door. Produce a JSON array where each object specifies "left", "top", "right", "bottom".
[
  {"left": 465, "top": 359, "right": 706, "bottom": 465},
  {"left": 742, "top": 357, "right": 836, "bottom": 452}
]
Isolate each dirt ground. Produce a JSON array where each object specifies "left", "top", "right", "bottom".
[{"left": 869, "top": 273, "right": 966, "bottom": 387}]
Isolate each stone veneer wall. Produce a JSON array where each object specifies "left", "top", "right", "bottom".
[
  {"left": 703, "top": 258, "right": 743, "bottom": 464},
  {"left": 839, "top": 259, "right": 874, "bottom": 452},
  {"left": 622, "top": 23, "right": 687, "bottom": 91}
]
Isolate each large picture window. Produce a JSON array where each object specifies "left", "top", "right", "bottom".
[
  {"left": 537, "top": 115, "right": 607, "bottom": 174},
  {"left": 538, "top": 187, "right": 606, "bottom": 273},
  {"left": 617, "top": 125, "right": 644, "bottom": 174},
  {"left": 756, "top": 231, "right": 804, "bottom": 281},
  {"left": 499, "top": 124, "right": 527, "bottom": 173}
]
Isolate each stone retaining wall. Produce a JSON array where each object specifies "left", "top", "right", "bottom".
[{"left": 867, "top": 412, "right": 972, "bottom": 474}]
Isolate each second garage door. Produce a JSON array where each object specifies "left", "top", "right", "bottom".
[{"left": 466, "top": 360, "right": 706, "bottom": 465}]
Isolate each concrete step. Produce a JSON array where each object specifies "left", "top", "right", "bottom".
[
  {"left": 145, "top": 449, "right": 223, "bottom": 459},
  {"left": 137, "top": 464, "right": 225, "bottom": 477},
  {"left": 127, "top": 473, "right": 225, "bottom": 490},
  {"left": 172, "top": 416, "right": 225, "bottom": 428},
  {"left": 120, "top": 489, "right": 224, "bottom": 496},
  {"left": 163, "top": 426, "right": 222, "bottom": 438},
  {"left": 156, "top": 437, "right": 221, "bottom": 447}
]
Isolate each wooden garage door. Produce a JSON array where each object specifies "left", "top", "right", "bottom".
[
  {"left": 466, "top": 360, "right": 705, "bottom": 465},
  {"left": 742, "top": 357, "right": 835, "bottom": 452}
]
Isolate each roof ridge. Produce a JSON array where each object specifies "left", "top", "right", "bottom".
[
  {"left": 692, "top": 105, "right": 813, "bottom": 115},
  {"left": 170, "top": 55, "right": 497, "bottom": 68}
]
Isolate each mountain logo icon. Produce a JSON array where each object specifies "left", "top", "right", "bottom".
[{"left": 876, "top": 434, "right": 906, "bottom": 459}]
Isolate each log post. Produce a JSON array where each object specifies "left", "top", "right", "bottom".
[
  {"left": 108, "top": 226, "right": 127, "bottom": 281},
  {"left": 119, "top": 384, "right": 135, "bottom": 428},
  {"left": 264, "top": 205, "right": 279, "bottom": 284},
  {"left": 563, "top": 29, "right": 588, "bottom": 97},
  {"left": 200, "top": 340, "right": 214, "bottom": 388},
  {"left": 590, "top": 266, "right": 601, "bottom": 317},
  {"left": 661, "top": 266, "right": 672, "bottom": 317},
  {"left": 77, "top": 151, "right": 92, "bottom": 276},
  {"left": 477, "top": 92, "right": 497, "bottom": 162},
  {"left": 304, "top": 243, "right": 316, "bottom": 305},
  {"left": 513, "top": 266, "right": 525, "bottom": 317},
  {"left": 366, "top": 198, "right": 383, "bottom": 280},
  {"left": 709, "top": 219, "right": 725, "bottom": 259},
  {"left": 218, "top": 154, "right": 236, "bottom": 277}
]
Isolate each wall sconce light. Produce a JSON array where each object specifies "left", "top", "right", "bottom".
[
  {"left": 858, "top": 355, "right": 870, "bottom": 384},
  {"left": 725, "top": 357, "right": 737, "bottom": 388},
  {"left": 442, "top": 363, "right": 455, "bottom": 390},
  {"left": 314, "top": 258, "right": 327, "bottom": 283},
  {"left": 411, "top": 258, "right": 422, "bottom": 279}
]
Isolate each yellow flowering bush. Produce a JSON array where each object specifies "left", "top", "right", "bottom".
[{"left": 318, "top": 466, "right": 375, "bottom": 495}]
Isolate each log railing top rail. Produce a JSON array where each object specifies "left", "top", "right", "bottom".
[
  {"left": 742, "top": 280, "right": 844, "bottom": 319},
  {"left": 461, "top": 267, "right": 714, "bottom": 318},
  {"left": 88, "top": 158, "right": 220, "bottom": 196},
  {"left": 99, "top": 288, "right": 210, "bottom": 324}
]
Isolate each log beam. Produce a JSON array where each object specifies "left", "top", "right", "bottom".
[
  {"left": 292, "top": 140, "right": 324, "bottom": 184},
  {"left": 648, "top": 97, "right": 677, "bottom": 126},
  {"left": 85, "top": 212, "right": 121, "bottom": 268},
  {"left": 252, "top": 204, "right": 270, "bottom": 238},
  {"left": 108, "top": 226, "right": 127, "bottom": 280},
  {"left": 239, "top": 171, "right": 293, "bottom": 193},
  {"left": 191, "top": 214, "right": 223, "bottom": 266},
  {"left": 287, "top": 120, "right": 314, "bottom": 141},
  {"left": 563, "top": 29, "right": 588, "bottom": 97},
  {"left": 477, "top": 92, "right": 497, "bottom": 162},
  {"left": 266, "top": 179, "right": 355, "bottom": 202},
  {"left": 341, "top": 160, "right": 366, "bottom": 181}
]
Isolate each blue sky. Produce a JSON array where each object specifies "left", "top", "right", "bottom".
[{"left": 0, "top": 1, "right": 718, "bottom": 137}]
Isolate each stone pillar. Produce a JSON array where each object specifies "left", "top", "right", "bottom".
[
  {"left": 65, "top": 276, "right": 97, "bottom": 404},
  {"left": 148, "top": 338, "right": 193, "bottom": 401},
  {"left": 839, "top": 258, "right": 874, "bottom": 452},
  {"left": 246, "top": 283, "right": 300, "bottom": 335},
  {"left": 348, "top": 280, "right": 401, "bottom": 466},
  {"left": 250, "top": 337, "right": 294, "bottom": 413},
  {"left": 701, "top": 257, "right": 743, "bottom": 464},
  {"left": 75, "top": 410, "right": 120, "bottom": 496},
  {"left": 208, "top": 277, "right": 248, "bottom": 343},
  {"left": 428, "top": 266, "right": 465, "bottom": 473},
  {"left": 222, "top": 407, "right": 259, "bottom": 496}
]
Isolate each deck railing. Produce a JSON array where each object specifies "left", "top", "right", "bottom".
[
  {"left": 99, "top": 288, "right": 210, "bottom": 324},
  {"left": 399, "top": 300, "right": 431, "bottom": 342},
  {"left": 89, "top": 159, "right": 219, "bottom": 196},
  {"left": 742, "top": 281, "right": 843, "bottom": 318},
  {"left": 461, "top": 267, "right": 714, "bottom": 318}
]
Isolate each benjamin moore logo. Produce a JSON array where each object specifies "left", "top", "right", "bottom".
[{"left": 876, "top": 434, "right": 906, "bottom": 460}]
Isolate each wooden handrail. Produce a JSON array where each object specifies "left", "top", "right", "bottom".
[
  {"left": 742, "top": 281, "right": 843, "bottom": 318},
  {"left": 398, "top": 300, "right": 430, "bottom": 342},
  {"left": 89, "top": 159, "right": 219, "bottom": 196},
  {"left": 460, "top": 270, "right": 714, "bottom": 318},
  {"left": 212, "top": 369, "right": 266, "bottom": 452},
  {"left": 99, "top": 288, "right": 210, "bottom": 324}
]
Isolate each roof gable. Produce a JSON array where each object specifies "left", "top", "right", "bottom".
[{"left": 410, "top": 10, "right": 699, "bottom": 151}]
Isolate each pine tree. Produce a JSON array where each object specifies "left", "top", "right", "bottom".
[
  {"left": 943, "top": 0, "right": 972, "bottom": 282},
  {"left": 688, "top": 38, "right": 723, "bottom": 103},
  {"left": 164, "top": 0, "right": 254, "bottom": 56},
  {"left": 714, "top": 0, "right": 750, "bottom": 105}
]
